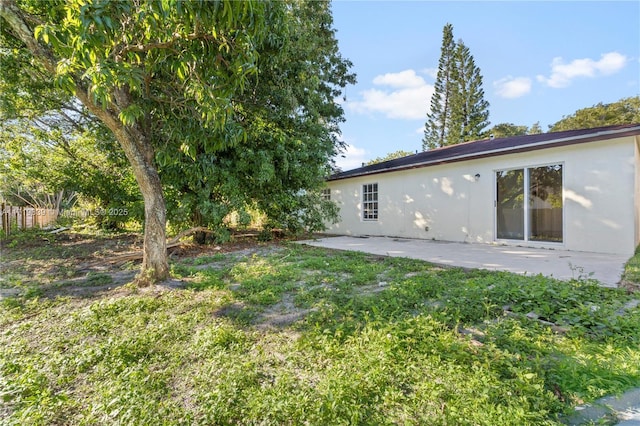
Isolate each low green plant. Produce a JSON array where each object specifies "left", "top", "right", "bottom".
[
  {"left": 191, "top": 253, "right": 226, "bottom": 265},
  {"left": 85, "top": 272, "right": 114, "bottom": 286},
  {"left": 185, "top": 269, "right": 227, "bottom": 291},
  {"left": 2, "top": 227, "right": 56, "bottom": 248},
  {"left": 622, "top": 245, "right": 640, "bottom": 288}
]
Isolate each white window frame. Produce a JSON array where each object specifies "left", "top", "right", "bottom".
[{"left": 362, "top": 183, "right": 378, "bottom": 221}]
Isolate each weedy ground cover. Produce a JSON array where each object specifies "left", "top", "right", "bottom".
[
  {"left": 1, "top": 231, "right": 639, "bottom": 425},
  {"left": 622, "top": 245, "right": 640, "bottom": 292}
]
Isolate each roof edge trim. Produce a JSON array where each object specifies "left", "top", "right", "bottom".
[{"left": 329, "top": 125, "right": 640, "bottom": 181}]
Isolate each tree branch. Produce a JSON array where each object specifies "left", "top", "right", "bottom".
[
  {"left": 0, "top": 0, "right": 56, "bottom": 74},
  {"left": 119, "top": 31, "right": 222, "bottom": 56}
]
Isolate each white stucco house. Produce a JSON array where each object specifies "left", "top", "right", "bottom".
[{"left": 325, "top": 124, "right": 640, "bottom": 256}]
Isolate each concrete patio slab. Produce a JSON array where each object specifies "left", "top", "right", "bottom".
[{"left": 299, "top": 236, "right": 629, "bottom": 287}]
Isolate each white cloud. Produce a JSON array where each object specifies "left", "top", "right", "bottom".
[
  {"left": 348, "top": 69, "right": 434, "bottom": 120},
  {"left": 493, "top": 76, "right": 532, "bottom": 99},
  {"left": 421, "top": 67, "right": 439, "bottom": 79},
  {"left": 596, "top": 52, "right": 628, "bottom": 74},
  {"left": 536, "top": 52, "right": 628, "bottom": 88},
  {"left": 372, "top": 69, "right": 426, "bottom": 88},
  {"left": 334, "top": 144, "right": 368, "bottom": 171}
]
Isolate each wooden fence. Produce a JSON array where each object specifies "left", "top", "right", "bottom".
[{"left": 1, "top": 203, "right": 58, "bottom": 235}]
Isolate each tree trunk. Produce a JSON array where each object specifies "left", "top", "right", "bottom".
[
  {"left": 0, "top": 0, "right": 169, "bottom": 284},
  {"left": 77, "top": 90, "right": 170, "bottom": 284},
  {"left": 191, "top": 209, "right": 208, "bottom": 245},
  {"left": 138, "top": 172, "right": 170, "bottom": 283}
]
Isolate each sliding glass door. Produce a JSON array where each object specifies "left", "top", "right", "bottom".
[
  {"left": 496, "top": 169, "right": 525, "bottom": 240},
  {"left": 496, "top": 164, "right": 563, "bottom": 243},
  {"left": 528, "top": 165, "right": 563, "bottom": 242}
]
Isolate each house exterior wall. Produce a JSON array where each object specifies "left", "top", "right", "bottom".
[
  {"left": 327, "top": 135, "right": 638, "bottom": 256},
  {"left": 635, "top": 135, "right": 640, "bottom": 250}
]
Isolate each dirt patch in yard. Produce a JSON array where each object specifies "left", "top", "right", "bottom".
[
  {"left": 1, "top": 230, "right": 293, "bottom": 301},
  {"left": 254, "top": 293, "right": 316, "bottom": 330}
]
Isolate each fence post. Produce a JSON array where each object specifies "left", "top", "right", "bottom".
[
  {"left": 0, "top": 205, "right": 61, "bottom": 234},
  {"left": 1, "top": 202, "right": 6, "bottom": 235}
]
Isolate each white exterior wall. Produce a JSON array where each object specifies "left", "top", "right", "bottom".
[
  {"left": 635, "top": 135, "right": 640, "bottom": 250},
  {"left": 327, "top": 136, "right": 637, "bottom": 255}
]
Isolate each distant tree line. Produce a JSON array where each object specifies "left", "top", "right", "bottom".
[{"left": 486, "top": 96, "right": 640, "bottom": 138}]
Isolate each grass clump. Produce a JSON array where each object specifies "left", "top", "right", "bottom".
[{"left": 1, "top": 237, "right": 639, "bottom": 425}]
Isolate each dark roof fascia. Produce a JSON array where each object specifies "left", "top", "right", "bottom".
[{"left": 328, "top": 125, "right": 640, "bottom": 182}]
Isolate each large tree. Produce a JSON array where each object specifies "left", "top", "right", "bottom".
[
  {"left": 159, "top": 0, "right": 355, "bottom": 241},
  {"left": 0, "top": 0, "right": 282, "bottom": 283},
  {"left": 234, "top": 0, "right": 354, "bottom": 234},
  {"left": 423, "top": 25, "right": 490, "bottom": 150}
]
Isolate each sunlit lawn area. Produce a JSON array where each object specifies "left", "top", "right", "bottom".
[{"left": 1, "top": 230, "right": 640, "bottom": 425}]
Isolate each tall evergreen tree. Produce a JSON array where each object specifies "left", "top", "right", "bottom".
[
  {"left": 423, "top": 26, "right": 490, "bottom": 150},
  {"left": 423, "top": 23, "right": 457, "bottom": 150},
  {"left": 452, "top": 41, "right": 490, "bottom": 144}
]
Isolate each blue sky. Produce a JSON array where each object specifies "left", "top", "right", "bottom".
[{"left": 330, "top": 1, "right": 640, "bottom": 170}]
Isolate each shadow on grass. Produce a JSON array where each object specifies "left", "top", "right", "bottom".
[{"left": 0, "top": 270, "right": 137, "bottom": 304}]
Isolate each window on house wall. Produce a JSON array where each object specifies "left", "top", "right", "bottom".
[
  {"left": 496, "top": 164, "right": 563, "bottom": 243},
  {"left": 362, "top": 183, "right": 378, "bottom": 221},
  {"left": 321, "top": 188, "right": 331, "bottom": 201}
]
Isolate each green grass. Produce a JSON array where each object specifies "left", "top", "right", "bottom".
[
  {"left": 1, "top": 236, "right": 639, "bottom": 425},
  {"left": 622, "top": 245, "right": 640, "bottom": 286}
]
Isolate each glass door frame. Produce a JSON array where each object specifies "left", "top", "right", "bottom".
[{"left": 494, "top": 162, "right": 565, "bottom": 246}]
